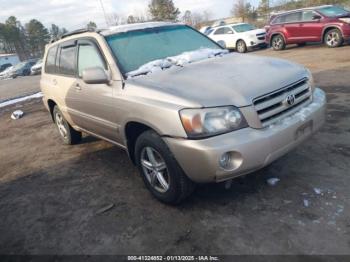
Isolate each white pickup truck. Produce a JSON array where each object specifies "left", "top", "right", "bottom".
[{"left": 206, "top": 23, "right": 267, "bottom": 53}]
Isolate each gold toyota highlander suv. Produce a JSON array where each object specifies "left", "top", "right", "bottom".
[{"left": 41, "top": 22, "right": 326, "bottom": 204}]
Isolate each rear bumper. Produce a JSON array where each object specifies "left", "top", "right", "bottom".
[{"left": 164, "top": 88, "right": 326, "bottom": 183}]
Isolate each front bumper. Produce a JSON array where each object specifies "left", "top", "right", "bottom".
[{"left": 164, "top": 88, "right": 326, "bottom": 183}]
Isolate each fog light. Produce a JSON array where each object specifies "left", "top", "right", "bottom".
[
  {"left": 219, "top": 151, "right": 243, "bottom": 171},
  {"left": 219, "top": 153, "right": 231, "bottom": 169}
]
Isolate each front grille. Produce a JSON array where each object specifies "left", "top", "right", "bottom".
[
  {"left": 253, "top": 78, "right": 312, "bottom": 127},
  {"left": 256, "top": 33, "right": 266, "bottom": 41}
]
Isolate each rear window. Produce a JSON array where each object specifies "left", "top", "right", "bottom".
[
  {"left": 58, "top": 45, "right": 76, "bottom": 76},
  {"left": 45, "top": 45, "right": 58, "bottom": 74}
]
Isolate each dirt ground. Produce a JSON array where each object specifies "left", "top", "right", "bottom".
[{"left": 0, "top": 45, "right": 349, "bottom": 255}]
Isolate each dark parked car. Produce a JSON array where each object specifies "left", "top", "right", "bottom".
[
  {"left": 30, "top": 59, "right": 43, "bottom": 75},
  {"left": 7, "top": 59, "right": 37, "bottom": 78},
  {"left": 266, "top": 5, "right": 350, "bottom": 50},
  {"left": 0, "top": 63, "right": 12, "bottom": 72}
]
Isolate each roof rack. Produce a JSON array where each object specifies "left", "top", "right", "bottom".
[
  {"left": 49, "top": 28, "right": 98, "bottom": 43},
  {"left": 61, "top": 28, "right": 96, "bottom": 39}
]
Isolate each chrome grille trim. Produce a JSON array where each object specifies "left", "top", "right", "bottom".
[{"left": 253, "top": 78, "right": 312, "bottom": 127}]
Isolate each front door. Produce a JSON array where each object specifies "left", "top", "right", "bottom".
[
  {"left": 298, "top": 11, "right": 324, "bottom": 42},
  {"left": 65, "top": 39, "right": 120, "bottom": 141}
]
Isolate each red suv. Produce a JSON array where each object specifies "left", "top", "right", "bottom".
[{"left": 266, "top": 5, "right": 350, "bottom": 50}]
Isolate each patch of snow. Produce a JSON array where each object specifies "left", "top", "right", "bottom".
[
  {"left": 11, "top": 110, "right": 24, "bottom": 120},
  {"left": 313, "top": 187, "right": 322, "bottom": 195},
  {"left": 127, "top": 48, "right": 228, "bottom": 78},
  {"left": 267, "top": 177, "right": 280, "bottom": 186},
  {"left": 303, "top": 199, "right": 310, "bottom": 207},
  {"left": 0, "top": 92, "right": 43, "bottom": 108},
  {"left": 268, "top": 88, "right": 326, "bottom": 128}
]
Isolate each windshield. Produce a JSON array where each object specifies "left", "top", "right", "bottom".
[
  {"left": 232, "top": 23, "right": 255, "bottom": 33},
  {"left": 105, "top": 25, "right": 221, "bottom": 74},
  {"left": 317, "top": 6, "right": 349, "bottom": 17}
]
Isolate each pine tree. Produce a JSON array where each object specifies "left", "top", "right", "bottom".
[{"left": 148, "top": 0, "right": 180, "bottom": 21}]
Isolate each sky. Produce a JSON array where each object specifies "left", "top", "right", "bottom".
[{"left": 0, "top": 0, "right": 259, "bottom": 30}]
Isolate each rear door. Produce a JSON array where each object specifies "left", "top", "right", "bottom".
[
  {"left": 299, "top": 10, "right": 324, "bottom": 42},
  {"left": 65, "top": 38, "right": 119, "bottom": 141}
]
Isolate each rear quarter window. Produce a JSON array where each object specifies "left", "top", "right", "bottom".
[{"left": 45, "top": 45, "right": 58, "bottom": 74}]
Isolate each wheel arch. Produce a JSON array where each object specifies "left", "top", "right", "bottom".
[
  {"left": 269, "top": 32, "right": 286, "bottom": 46},
  {"left": 322, "top": 26, "right": 343, "bottom": 42},
  {"left": 47, "top": 99, "right": 57, "bottom": 122},
  {"left": 124, "top": 121, "right": 159, "bottom": 165}
]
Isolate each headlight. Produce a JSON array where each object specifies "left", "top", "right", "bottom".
[
  {"left": 179, "top": 106, "right": 248, "bottom": 138},
  {"left": 339, "top": 18, "right": 350, "bottom": 24}
]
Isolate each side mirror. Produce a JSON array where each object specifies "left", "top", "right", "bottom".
[
  {"left": 82, "top": 67, "right": 109, "bottom": 84},
  {"left": 312, "top": 14, "right": 322, "bottom": 20},
  {"left": 227, "top": 31, "right": 233, "bottom": 34}
]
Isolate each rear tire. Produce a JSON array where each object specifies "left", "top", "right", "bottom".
[
  {"left": 271, "top": 35, "right": 286, "bottom": 51},
  {"left": 236, "top": 40, "right": 247, "bottom": 53},
  {"left": 324, "top": 29, "right": 343, "bottom": 48},
  {"left": 53, "top": 106, "right": 82, "bottom": 145},
  {"left": 135, "top": 130, "right": 195, "bottom": 204}
]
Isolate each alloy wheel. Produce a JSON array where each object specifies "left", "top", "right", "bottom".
[
  {"left": 326, "top": 32, "right": 340, "bottom": 47},
  {"left": 273, "top": 37, "right": 282, "bottom": 49},
  {"left": 237, "top": 41, "right": 245, "bottom": 53},
  {"left": 55, "top": 112, "right": 67, "bottom": 139},
  {"left": 140, "top": 147, "right": 170, "bottom": 193}
]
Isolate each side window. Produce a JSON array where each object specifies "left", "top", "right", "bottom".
[
  {"left": 214, "top": 28, "right": 225, "bottom": 35},
  {"left": 302, "top": 11, "right": 317, "bottom": 21},
  {"left": 223, "top": 27, "right": 233, "bottom": 34},
  {"left": 58, "top": 45, "right": 76, "bottom": 76},
  {"left": 78, "top": 44, "right": 106, "bottom": 77},
  {"left": 272, "top": 15, "right": 284, "bottom": 24},
  {"left": 284, "top": 12, "right": 302, "bottom": 23},
  {"left": 45, "top": 45, "right": 58, "bottom": 74}
]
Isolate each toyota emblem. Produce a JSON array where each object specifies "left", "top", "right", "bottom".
[{"left": 285, "top": 94, "right": 295, "bottom": 106}]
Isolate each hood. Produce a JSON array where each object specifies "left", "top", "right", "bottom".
[
  {"left": 127, "top": 53, "right": 308, "bottom": 107},
  {"left": 250, "top": 28, "right": 266, "bottom": 35}
]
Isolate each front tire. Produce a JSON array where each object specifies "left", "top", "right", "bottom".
[
  {"left": 324, "top": 29, "right": 343, "bottom": 48},
  {"left": 271, "top": 35, "right": 286, "bottom": 51},
  {"left": 236, "top": 40, "right": 247, "bottom": 53},
  {"left": 53, "top": 106, "right": 82, "bottom": 145},
  {"left": 135, "top": 130, "right": 194, "bottom": 204}
]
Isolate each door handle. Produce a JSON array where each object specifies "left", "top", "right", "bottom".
[
  {"left": 75, "top": 83, "right": 82, "bottom": 91},
  {"left": 53, "top": 79, "right": 57, "bottom": 85}
]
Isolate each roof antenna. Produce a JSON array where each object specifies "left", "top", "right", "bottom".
[{"left": 98, "top": 0, "right": 109, "bottom": 27}]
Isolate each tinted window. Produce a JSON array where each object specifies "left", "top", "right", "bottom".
[
  {"left": 302, "top": 11, "right": 317, "bottom": 21},
  {"left": 284, "top": 12, "right": 302, "bottom": 23},
  {"left": 214, "top": 28, "right": 225, "bottom": 35},
  {"left": 58, "top": 45, "right": 76, "bottom": 76},
  {"left": 78, "top": 44, "right": 106, "bottom": 77},
  {"left": 223, "top": 27, "right": 233, "bottom": 34},
  {"left": 45, "top": 45, "right": 58, "bottom": 74},
  {"left": 232, "top": 23, "right": 255, "bottom": 32}
]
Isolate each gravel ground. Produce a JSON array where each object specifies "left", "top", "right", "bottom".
[{"left": 0, "top": 45, "right": 349, "bottom": 255}]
